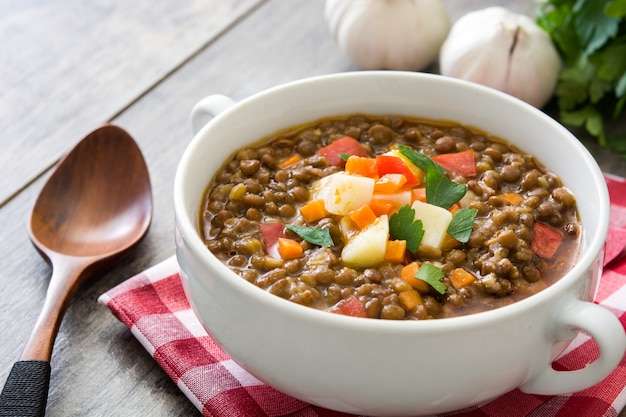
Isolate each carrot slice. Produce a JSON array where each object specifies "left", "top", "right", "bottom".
[
  {"left": 349, "top": 204, "right": 377, "bottom": 230},
  {"left": 374, "top": 173, "right": 407, "bottom": 193},
  {"left": 300, "top": 199, "right": 327, "bottom": 223},
  {"left": 449, "top": 268, "right": 476, "bottom": 289},
  {"left": 384, "top": 239, "right": 406, "bottom": 263},
  {"left": 278, "top": 154, "right": 302, "bottom": 169},
  {"left": 400, "top": 262, "right": 430, "bottom": 293},
  {"left": 277, "top": 237, "right": 304, "bottom": 259},
  {"left": 345, "top": 156, "right": 378, "bottom": 178},
  {"left": 369, "top": 199, "right": 396, "bottom": 217},
  {"left": 399, "top": 289, "right": 423, "bottom": 311},
  {"left": 500, "top": 192, "right": 524, "bottom": 205}
]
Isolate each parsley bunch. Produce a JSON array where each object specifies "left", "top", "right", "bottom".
[{"left": 537, "top": 0, "right": 626, "bottom": 155}]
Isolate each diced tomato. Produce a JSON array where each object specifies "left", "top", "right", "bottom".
[
  {"left": 375, "top": 155, "right": 420, "bottom": 186},
  {"left": 531, "top": 222, "right": 564, "bottom": 259},
  {"left": 432, "top": 150, "right": 477, "bottom": 178},
  {"left": 260, "top": 222, "right": 285, "bottom": 257},
  {"left": 329, "top": 295, "right": 367, "bottom": 318},
  {"left": 317, "top": 136, "right": 368, "bottom": 167}
]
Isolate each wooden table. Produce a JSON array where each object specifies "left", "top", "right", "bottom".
[{"left": 1, "top": 1, "right": 624, "bottom": 415}]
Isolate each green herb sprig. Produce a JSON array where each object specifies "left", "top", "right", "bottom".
[
  {"left": 285, "top": 224, "right": 334, "bottom": 247},
  {"left": 389, "top": 205, "right": 424, "bottom": 254},
  {"left": 537, "top": 0, "right": 626, "bottom": 155}
]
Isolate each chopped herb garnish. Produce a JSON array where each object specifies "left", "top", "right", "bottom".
[
  {"left": 389, "top": 205, "right": 424, "bottom": 254},
  {"left": 338, "top": 153, "right": 351, "bottom": 162},
  {"left": 285, "top": 224, "right": 334, "bottom": 247},
  {"left": 415, "top": 263, "right": 447, "bottom": 295},
  {"left": 447, "top": 207, "right": 478, "bottom": 243},
  {"left": 397, "top": 145, "right": 445, "bottom": 174},
  {"left": 398, "top": 145, "right": 467, "bottom": 209},
  {"left": 425, "top": 164, "right": 467, "bottom": 209}
]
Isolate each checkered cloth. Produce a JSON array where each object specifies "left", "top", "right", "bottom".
[{"left": 99, "top": 174, "right": 626, "bottom": 417}]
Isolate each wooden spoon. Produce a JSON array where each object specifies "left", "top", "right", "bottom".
[{"left": 0, "top": 124, "right": 153, "bottom": 417}]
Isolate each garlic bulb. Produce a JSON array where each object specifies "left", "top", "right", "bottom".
[
  {"left": 325, "top": 0, "right": 451, "bottom": 71},
  {"left": 439, "top": 7, "right": 561, "bottom": 108}
]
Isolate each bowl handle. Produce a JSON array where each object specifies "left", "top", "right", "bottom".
[
  {"left": 191, "top": 95, "right": 236, "bottom": 135},
  {"left": 520, "top": 298, "right": 625, "bottom": 395}
]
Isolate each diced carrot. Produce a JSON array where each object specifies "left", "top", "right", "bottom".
[
  {"left": 329, "top": 295, "right": 368, "bottom": 318},
  {"left": 300, "top": 199, "right": 327, "bottom": 223},
  {"left": 449, "top": 202, "right": 461, "bottom": 215},
  {"left": 374, "top": 173, "right": 407, "bottom": 193},
  {"left": 345, "top": 156, "right": 378, "bottom": 178},
  {"left": 500, "top": 192, "right": 524, "bottom": 205},
  {"left": 278, "top": 154, "right": 302, "bottom": 169},
  {"left": 399, "top": 289, "right": 423, "bottom": 311},
  {"left": 384, "top": 239, "right": 406, "bottom": 263},
  {"left": 277, "top": 237, "right": 304, "bottom": 259},
  {"left": 531, "top": 222, "right": 564, "bottom": 259},
  {"left": 432, "top": 149, "right": 477, "bottom": 178},
  {"left": 400, "top": 262, "right": 430, "bottom": 293},
  {"left": 317, "top": 136, "right": 368, "bottom": 167},
  {"left": 369, "top": 199, "right": 396, "bottom": 217},
  {"left": 411, "top": 187, "right": 427, "bottom": 203},
  {"left": 449, "top": 268, "right": 476, "bottom": 289},
  {"left": 349, "top": 204, "right": 377, "bottom": 230}
]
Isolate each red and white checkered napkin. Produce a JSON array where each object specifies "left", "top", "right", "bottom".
[{"left": 99, "top": 174, "right": 626, "bottom": 417}]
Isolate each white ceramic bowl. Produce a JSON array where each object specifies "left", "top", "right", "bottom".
[{"left": 174, "top": 71, "right": 625, "bottom": 416}]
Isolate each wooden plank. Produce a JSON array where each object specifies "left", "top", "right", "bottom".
[{"left": 0, "top": 0, "right": 265, "bottom": 207}]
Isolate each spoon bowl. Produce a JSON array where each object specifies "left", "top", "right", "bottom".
[{"left": 0, "top": 124, "right": 152, "bottom": 417}]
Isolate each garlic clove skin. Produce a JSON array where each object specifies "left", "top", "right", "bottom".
[
  {"left": 439, "top": 7, "right": 561, "bottom": 108},
  {"left": 325, "top": 0, "right": 451, "bottom": 71}
]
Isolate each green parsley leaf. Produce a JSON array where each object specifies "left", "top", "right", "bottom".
[
  {"left": 447, "top": 207, "right": 478, "bottom": 243},
  {"left": 537, "top": 1, "right": 626, "bottom": 156},
  {"left": 284, "top": 224, "right": 334, "bottom": 247},
  {"left": 397, "top": 145, "right": 445, "bottom": 174},
  {"left": 338, "top": 153, "right": 351, "bottom": 162},
  {"left": 425, "top": 164, "right": 467, "bottom": 209},
  {"left": 415, "top": 263, "right": 447, "bottom": 295},
  {"left": 389, "top": 205, "right": 424, "bottom": 254}
]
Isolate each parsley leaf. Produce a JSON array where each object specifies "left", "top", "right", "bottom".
[
  {"left": 389, "top": 205, "right": 424, "bottom": 254},
  {"left": 425, "top": 164, "right": 467, "bottom": 209},
  {"left": 338, "top": 153, "right": 351, "bottom": 162},
  {"left": 447, "top": 207, "right": 478, "bottom": 243},
  {"left": 397, "top": 145, "right": 467, "bottom": 209},
  {"left": 397, "top": 145, "right": 445, "bottom": 174},
  {"left": 285, "top": 224, "right": 334, "bottom": 247},
  {"left": 537, "top": 1, "right": 626, "bottom": 156},
  {"left": 415, "top": 263, "right": 447, "bottom": 295}
]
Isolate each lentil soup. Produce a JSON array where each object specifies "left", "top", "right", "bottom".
[{"left": 200, "top": 114, "right": 581, "bottom": 320}]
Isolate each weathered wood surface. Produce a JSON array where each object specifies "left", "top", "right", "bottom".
[
  {"left": 0, "top": 0, "right": 624, "bottom": 416},
  {"left": 0, "top": 0, "right": 265, "bottom": 207}
]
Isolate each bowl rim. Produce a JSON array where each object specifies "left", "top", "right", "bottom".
[{"left": 174, "top": 71, "right": 610, "bottom": 332}]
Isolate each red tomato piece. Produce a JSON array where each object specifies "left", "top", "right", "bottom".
[
  {"left": 317, "top": 136, "right": 368, "bottom": 167},
  {"left": 260, "top": 222, "right": 285, "bottom": 256},
  {"left": 375, "top": 155, "right": 420, "bottom": 186},
  {"left": 329, "top": 295, "right": 367, "bottom": 318},
  {"left": 531, "top": 222, "right": 564, "bottom": 259},
  {"left": 432, "top": 150, "right": 477, "bottom": 178}
]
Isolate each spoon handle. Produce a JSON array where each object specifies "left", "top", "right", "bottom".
[{"left": 0, "top": 360, "right": 50, "bottom": 417}]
